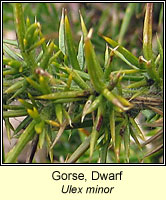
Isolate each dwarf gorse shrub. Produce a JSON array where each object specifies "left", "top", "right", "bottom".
[{"left": 3, "top": 3, "right": 163, "bottom": 163}]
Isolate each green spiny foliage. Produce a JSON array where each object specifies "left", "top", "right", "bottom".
[{"left": 3, "top": 3, "right": 163, "bottom": 163}]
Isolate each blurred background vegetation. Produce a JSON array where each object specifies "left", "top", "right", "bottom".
[
  {"left": 3, "top": 3, "right": 163, "bottom": 163},
  {"left": 3, "top": 3, "right": 163, "bottom": 63}
]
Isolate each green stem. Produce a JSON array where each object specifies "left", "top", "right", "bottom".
[
  {"left": 66, "top": 135, "right": 91, "bottom": 163},
  {"left": 5, "top": 120, "right": 37, "bottom": 163},
  {"left": 13, "top": 3, "right": 37, "bottom": 71},
  {"left": 13, "top": 3, "right": 26, "bottom": 53},
  {"left": 37, "top": 90, "right": 91, "bottom": 100},
  {"left": 3, "top": 110, "right": 27, "bottom": 118},
  {"left": 143, "top": 3, "right": 153, "bottom": 61},
  {"left": 118, "top": 3, "right": 136, "bottom": 44}
]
